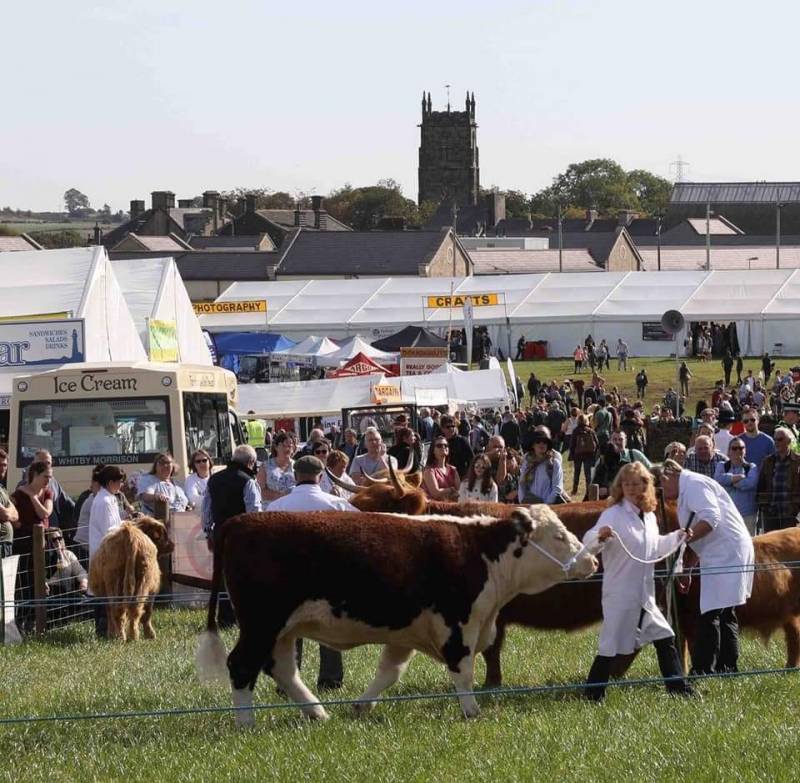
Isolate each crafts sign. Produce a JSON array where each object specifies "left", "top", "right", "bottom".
[
  {"left": 0, "top": 319, "right": 85, "bottom": 368},
  {"left": 426, "top": 293, "right": 499, "bottom": 308}
]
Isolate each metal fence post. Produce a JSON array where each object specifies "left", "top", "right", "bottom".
[{"left": 32, "top": 524, "right": 46, "bottom": 635}]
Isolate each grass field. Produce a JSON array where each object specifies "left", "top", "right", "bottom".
[
  {"left": 0, "top": 221, "right": 113, "bottom": 235},
  {"left": 508, "top": 355, "right": 798, "bottom": 417},
  {"left": 1, "top": 608, "right": 798, "bottom": 781}
]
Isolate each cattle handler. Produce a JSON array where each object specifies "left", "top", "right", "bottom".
[
  {"left": 582, "top": 462, "right": 694, "bottom": 701},
  {"left": 656, "top": 460, "right": 755, "bottom": 675},
  {"left": 268, "top": 455, "right": 358, "bottom": 690},
  {"left": 202, "top": 444, "right": 262, "bottom": 626}
]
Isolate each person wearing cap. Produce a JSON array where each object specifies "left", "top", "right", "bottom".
[
  {"left": 778, "top": 401, "right": 800, "bottom": 453},
  {"left": 657, "top": 460, "right": 754, "bottom": 675},
  {"left": 267, "top": 454, "right": 358, "bottom": 690},
  {"left": 517, "top": 427, "right": 565, "bottom": 504}
]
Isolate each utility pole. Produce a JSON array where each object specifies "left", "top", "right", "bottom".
[
  {"left": 451, "top": 201, "right": 459, "bottom": 276},
  {"left": 655, "top": 209, "right": 663, "bottom": 271},
  {"left": 557, "top": 203, "right": 563, "bottom": 273},
  {"left": 705, "top": 201, "right": 711, "bottom": 271},
  {"left": 777, "top": 201, "right": 782, "bottom": 269}
]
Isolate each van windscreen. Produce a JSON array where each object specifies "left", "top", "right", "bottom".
[{"left": 17, "top": 397, "right": 172, "bottom": 467}]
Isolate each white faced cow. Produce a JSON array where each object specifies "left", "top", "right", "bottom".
[{"left": 196, "top": 506, "right": 597, "bottom": 724}]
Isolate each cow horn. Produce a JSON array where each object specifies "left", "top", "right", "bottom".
[
  {"left": 325, "top": 468, "right": 360, "bottom": 493},
  {"left": 397, "top": 448, "right": 416, "bottom": 474},
  {"left": 387, "top": 454, "right": 404, "bottom": 494}
]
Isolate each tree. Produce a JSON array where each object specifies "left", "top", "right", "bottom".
[
  {"left": 221, "top": 187, "right": 310, "bottom": 211},
  {"left": 530, "top": 159, "right": 672, "bottom": 217},
  {"left": 627, "top": 169, "right": 672, "bottom": 214},
  {"left": 325, "top": 179, "right": 420, "bottom": 230},
  {"left": 63, "top": 188, "right": 90, "bottom": 215}
]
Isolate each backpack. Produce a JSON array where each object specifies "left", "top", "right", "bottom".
[
  {"left": 573, "top": 428, "right": 596, "bottom": 458},
  {"left": 723, "top": 460, "right": 752, "bottom": 476}
]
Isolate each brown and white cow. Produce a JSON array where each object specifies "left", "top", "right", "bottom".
[
  {"left": 196, "top": 506, "right": 597, "bottom": 724},
  {"left": 88, "top": 516, "right": 174, "bottom": 641}
]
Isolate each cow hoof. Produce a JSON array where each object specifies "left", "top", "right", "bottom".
[
  {"left": 234, "top": 713, "right": 256, "bottom": 729},
  {"left": 304, "top": 706, "right": 330, "bottom": 721},
  {"left": 353, "top": 700, "right": 376, "bottom": 716},
  {"left": 461, "top": 703, "right": 481, "bottom": 719},
  {"left": 143, "top": 628, "right": 156, "bottom": 640}
]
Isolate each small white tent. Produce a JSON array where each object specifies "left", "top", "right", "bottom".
[
  {"left": 271, "top": 335, "right": 339, "bottom": 359},
  {"left": 112, "top": 257, "right": 212, "bottom": 365},
  {"left": 0, "top": 247, "right": 145, "bottom": 406},
  {"left": 316, "top": 336, "right": 398, "bottom": 368}
]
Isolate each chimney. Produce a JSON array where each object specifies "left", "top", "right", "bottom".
[
  {"left": 294, "top": 205, "right": 306, "bottom": 227},
  {"left": 236, "top": 197, "right": 247, "bottom": 216},
  {"left": 245, "top": 193, "right": 257, "bottom": 214},
  {"left": 617, "top": 209, "right": 638, "bottom": 227},
  {"left": 92, "top": 223, "right": 102, "bottom": 245},
  {"left": 130, "top": 199, "right": 145, "bottom": 220},
  {"left": 202, "top": 190, "right": 219, "bottom": 209},
  {"left": 178, "top": 199, "right": 194, "bottom": 208},
  {"left": 585, "top": 208, "right": 598, "bottom": 230},
  {"left": 311, "top": 195, "right": 327, "bottom": 230},
  {"left": 485, "top": 191, "right": 506, "bottom": 229},
  {"left": 216, "top": 197, "right": 227, "bottom": 233},
  {"left": 151, "top": 191, "right": 175, "bottom": 211}
]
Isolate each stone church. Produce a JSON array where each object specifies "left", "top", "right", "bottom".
[{"left": 418, "top": 91, "right": 479, "bottom": 207}]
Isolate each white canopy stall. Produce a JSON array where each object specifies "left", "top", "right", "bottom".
[
  {"left": 0, "top": 247, "right": 145, "bottom": 411},
  {"left": 198, "top": 271, "right": 800, "bottom": 357}
]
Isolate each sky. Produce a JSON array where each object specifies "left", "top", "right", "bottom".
[{"left": 3, "top": 0, "right": 799, "bottom": 212}]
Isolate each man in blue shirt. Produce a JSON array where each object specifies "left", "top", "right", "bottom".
[{"left": 740, "top": 410, "right": 775, "bottom": 469}]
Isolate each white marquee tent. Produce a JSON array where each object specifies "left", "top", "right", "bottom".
[
  {"left": 315, "top": 336, "right": 399, "bottom": 368},
  {"left": 112, "top": 257, "right": 212, "bottom": 365},
  {"left": 0, "top": 247, "right": 146, "bottom": 407},
  {"left": 238, "top": 367, "right": 509, "bottom": 418},
  {"left": 199, "top": 271, "right": 800, "bottom": 357},
  {"left": 271, "top": 335, "right": 339, "bottom": 360}
]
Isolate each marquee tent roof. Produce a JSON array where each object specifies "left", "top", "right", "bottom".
[
  {"left": 0, "top": 247, "right": 146, "bottom": 404},
  {"left": 329, "top": 352, "right": 390, "bottom": 378},
  {"left": 199, "top": 270, "right": 800, "bottom": 332},
  {"left": 111, "top": 256, "right": 213, "bottom": 365},
  {"left": 211, "top": 332, "right": 296, "bottom": 356}
]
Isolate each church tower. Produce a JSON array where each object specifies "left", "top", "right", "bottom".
[{"left": 418, "top": 90, "right": 479, "bottom": 206}]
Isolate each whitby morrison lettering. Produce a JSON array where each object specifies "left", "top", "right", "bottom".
[{"left": 52, "top": 374, "right": 138, "bottom": 393}]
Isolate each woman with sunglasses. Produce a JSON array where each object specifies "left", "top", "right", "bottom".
[
  {"left": 422, "top": 436, "right": 460, "bottom": 501},
  {"left": 185, "top": 449, "right": 213, "bottom": 509},
  {"left": 137, "top": 452, "right": 189, "bottom": 515},
  {"left": 714, "top": 437, "right": 759, "bottom": 535}
]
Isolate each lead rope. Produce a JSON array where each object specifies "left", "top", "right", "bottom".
[
  {"left": 528, "top": 540, "right": 590, "bottom": 573},
  {"left": 608, "top": 530, "right": 687, "bottom": 565}
]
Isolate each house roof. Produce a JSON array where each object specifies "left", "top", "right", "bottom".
[
  {"left": 469, "top": 249, "right": 600, "bottom": 275},
  {"left": 671, "top": 181, "right": 800, "bottom": 205},
  {"left": 257, "top": 209, "right": 350, "bottom": 231},
  {"left": 274, "top": 229, "right": 452, "bottom": 276},
  {"left": 188, "top": 235, "right": 272, "bottom": 251},
  {"left": 108, "top": 250, "right": 279, "bottom": 280},
  {"left": 0, "top": 233, "right": 43, "bottom": 251},
  {"left": 638, "top": 245, "right": 800, "bottom": 271},
  {"left": 111, "top": 233, "right": 192, "bottom": 252}
]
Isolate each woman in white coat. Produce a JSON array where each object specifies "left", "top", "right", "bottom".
[
  {"left": 583, "top": 462, "right": 694, "bottom": 700},
  {"left": 657, "top": 459, "right": 754, "bottom": 675}
]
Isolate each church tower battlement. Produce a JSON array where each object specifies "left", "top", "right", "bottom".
[{"left": 418, "top": 90, "right": 479, "bottom": 206}]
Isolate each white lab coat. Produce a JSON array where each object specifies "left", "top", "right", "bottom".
[
  {"left": 678, "top": 470, "right": 754, "bottom": 614},
  {"left": 584, "top": 500, "right": 684, "bottom": 656},
  {"left": 266, "top": 482, "right": 358, "bottom": 512}
]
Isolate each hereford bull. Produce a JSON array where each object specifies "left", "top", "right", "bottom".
[
  {"left": 196, "top": 506, "right": 597, "bottom": 724},
  {"left": 88, "top": 516, "right": 174, "bottom": 642}
]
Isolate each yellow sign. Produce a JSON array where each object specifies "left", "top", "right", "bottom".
[
  {"left": 371, "top": 383, "right": 402, "bottom": 404},
  {"left": 192, "top": 300, "right": 267, "bottom": 315},
  {"left": 399, "top": 346, "right": 449, "bottom": 358},
  {"left": 426, "top": 293, "right": 499, "bottom": 309},
  {"left": 147, "top": 319, "right": 179, "bottom": 362},
  {"left": 0, "top": 311, "right": 71, "bottom": 323}
]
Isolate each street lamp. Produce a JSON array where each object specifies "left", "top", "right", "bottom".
[{"left": 654, "top": 208, "right": 665, "bottom": 271}]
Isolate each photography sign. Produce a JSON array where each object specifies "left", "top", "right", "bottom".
[{"left": 0, "top": 318, "right": 86, "bottom": 368}]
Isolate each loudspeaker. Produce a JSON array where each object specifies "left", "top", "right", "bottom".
[{"left": 660, "top": 309, "right": 685, "bottom": 335}]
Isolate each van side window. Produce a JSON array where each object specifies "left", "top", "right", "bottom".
[{"left": 183, "top": 392, "right": 232, "bottom": 464}]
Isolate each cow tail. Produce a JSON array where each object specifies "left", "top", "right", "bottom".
[{"left": 196, "top": 524, "right": 229, "bottom": 684}]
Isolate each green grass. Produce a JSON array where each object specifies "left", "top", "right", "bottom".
[
  {"left": 0, "top": 221, "right": 111, "bottom": 235},
  {"left": 1, "top": 608, "right": 799, "bottom": 781},
  {"left": 509, "top": 355, "right": 799, "bottom": 416}
]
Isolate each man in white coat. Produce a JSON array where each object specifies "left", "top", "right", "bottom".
[
  {"left": 658, "top": 460, "right": 755, "bottom": 675},
  {"left": 267, "top": 455, "right": 358, "bottom": 689},
  {"left": 582, "top": 462, "right": 694, "bottom": 700}
]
